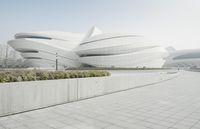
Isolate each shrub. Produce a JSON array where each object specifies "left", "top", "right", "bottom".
[
  {"left": 48, "top": 72, "right": 55, "bottom": 80},
  {"left": 63, "top": 72, "right": 70, "bottom": 78},
  {"left": 77, "top": 71, "right": 84, "bottom": 78},
  {"left": 26, "top": 71, "right": 37, "bottom": 81},
  {"left": 68, "top": 71, "right": 77, "bottom": 78},
  {"left": 0, "top": 70, "right": 110, "bottom": 83},
  {"left": 53, "top": 71, "right": 65, "bottom": 79},
  {"left": 0, "top": 73, "right": 10, "bottom": 83},
  {"left": 36, "top": 71, "right": 49, "bottom": 80}
]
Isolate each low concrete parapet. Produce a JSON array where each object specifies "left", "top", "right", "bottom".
[{"left": 0, "top": 70, "right": 179, "bottom": 117}]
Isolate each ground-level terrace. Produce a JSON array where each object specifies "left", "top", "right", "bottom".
[{"left": 0, "top": 71, "right": 200, "bottom": 129}]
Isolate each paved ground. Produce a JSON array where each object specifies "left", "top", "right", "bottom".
[{"left": 1, "top": 71, "right": 200, "bottom": 129}]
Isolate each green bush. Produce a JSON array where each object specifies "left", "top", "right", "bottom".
[
  {"left": 53, "top": 71, "right": 65, "bottom": 79},
  {"left": 0, "top": 70, "right": 110, "bottom": 83},
  {"left": 36, "top": 71, "right": 49, "bottom": 80},
  {"left": 48, "top": 72, "right": 55, "bottom": 80},
  {"left": 26, "top": 71, "right": 37, "bottom": 81},
  {"left": 0, "top": 73, "right": 10, "bottom": 83},
  {"left": 64, "top": 73, "right": 69, "bottom": 78}
]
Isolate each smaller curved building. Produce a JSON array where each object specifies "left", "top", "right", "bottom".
[{"left": 164, "top": 48, "right": 200, "bottom": 68}]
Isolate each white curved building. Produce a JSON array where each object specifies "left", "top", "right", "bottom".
[
  {"left": 8, "top": 31, "right": 84, "bottom": 69},
  {"left": 8, "top": 27, "right": 168, "bottom": 69},
  {"left": 164, "top": 48, "right": 200, "bottom": 68}
]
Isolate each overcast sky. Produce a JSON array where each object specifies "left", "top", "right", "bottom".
[{"left": 0, "top": 0, "right": 200, "bottom": 50}]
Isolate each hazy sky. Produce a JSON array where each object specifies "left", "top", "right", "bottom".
[{"left": 0, "top": 0, "right": 200, "bottom": 50}]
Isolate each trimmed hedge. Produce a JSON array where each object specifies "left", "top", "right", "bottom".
[
  {"left": 0, "top": 70, "right": 110, "bottom": 83},
  {"left": 68, "top": 67, "right": 169, "bottom": 70}
]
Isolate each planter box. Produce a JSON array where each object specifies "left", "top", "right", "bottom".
[{"left": 0, "top": 70, "right": 179, "bottom": 116}]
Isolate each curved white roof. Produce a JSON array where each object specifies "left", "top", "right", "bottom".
[
  {"left": 15, "top": 31, "right": 84, "bottom": 41},
  {"left": 81, "top": 33, "right": 142, "bottom": 45},
  {"left": 82, "top": 27, "right": 102, "bottom": 41},
  {"left": 81, "top": 27, "right": 142, "bottom": 44},
  {"left": 75, "top": 27, "right": 161, "bottom": 56}
]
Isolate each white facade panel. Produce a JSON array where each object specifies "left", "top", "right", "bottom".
[{"left": 79, "top": 47, "right": 167, "bottom": 68}]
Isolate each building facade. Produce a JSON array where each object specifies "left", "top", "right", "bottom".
[
  {"left": 8, "top": 31, "right": 84, "bottom": 69},
  {"left": 164, "top": 48, "right": 200, "bottom": 68},
  {"left": 8, "top": 27, "right": 168, "bottom": 69}
]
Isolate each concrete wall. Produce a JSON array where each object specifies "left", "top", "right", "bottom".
[{"left": 0, "top": 70, "right": 179, "bottom": 117}]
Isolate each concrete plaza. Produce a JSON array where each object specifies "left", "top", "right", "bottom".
[{"left": 0, "top": 71, "right": 200, "bottom": 129}]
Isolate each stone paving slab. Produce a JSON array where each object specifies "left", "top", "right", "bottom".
[{"left": 0, "top": 71, "right": 200, "bottom": 129}]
